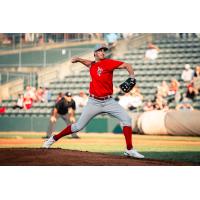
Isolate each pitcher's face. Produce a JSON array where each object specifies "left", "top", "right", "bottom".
[{"left": 94, "top": 49, "right": 105, "bottom": 60}]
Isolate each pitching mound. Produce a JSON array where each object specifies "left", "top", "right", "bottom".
[{"left": 0, "top": 148, "right": 194, "bottom": 166}]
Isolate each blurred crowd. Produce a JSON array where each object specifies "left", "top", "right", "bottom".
[
  {"left": 1, "top": 34, "right": 200, "bottom": 114},
  {"left": 0, "top": 33, "right": 135, "bottom": 49},
  {"left": 1, "top": 63, "right": 200, "bottom": 115},
  {"left": 110, "top": 63, "right": 200, "bottom": 113},
  {"left": 142, "top": 64, "right": 200, "bottom": 112},
  {"left": 144, "top": 43, "right": 160, "bottom": 61},
  {"left": 12, "top": 86, "right": 52, "bottom": 110}
]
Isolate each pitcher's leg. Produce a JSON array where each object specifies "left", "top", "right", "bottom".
[
  {"left": 104, "top": 99, "right": 132, "bottom": 126},
  {"left": 104, "top": 99, "right": 133, "bottom": 150},
  {"left": 123, "top": 126, "right": 133, "bottom": 150},
  {"left": 61, "top": 115, "right": 80, "bottom": 138},
  {"left": 54, "top": 99, "right": 102, "bottom": 141},
  {"left": 103, "top": 99, "right": 144, "bottom": 158}
]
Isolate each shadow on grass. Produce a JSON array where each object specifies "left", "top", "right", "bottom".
[{"left": 108, "top": 151, "right": 200, "bottom": 165}]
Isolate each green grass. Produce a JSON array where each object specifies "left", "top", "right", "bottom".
[
  {"left": 1, "top": 133, "right": 200, "bottom": 164},
  {"left": 57, "top": 140, "right": 200, "bottom": 164}
]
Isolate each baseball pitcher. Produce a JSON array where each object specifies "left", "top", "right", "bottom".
[{"left": 43, "top": 44, "right": 144, "bottom": 158}]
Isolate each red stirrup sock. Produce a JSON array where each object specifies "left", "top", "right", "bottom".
[
  {"left": 53, "top": 125, "right": 72, "bottom": 141},
  {"left": 123, "top": 126, "right": 133, "bottom": 150}
]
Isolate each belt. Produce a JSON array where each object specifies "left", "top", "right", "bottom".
[{"left": 90, "top": 94, "right": 112, "bottom": 100}]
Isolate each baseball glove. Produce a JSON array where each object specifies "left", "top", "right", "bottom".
[{"left": 119, "top": 77, "right": 136, "bottom": 93}]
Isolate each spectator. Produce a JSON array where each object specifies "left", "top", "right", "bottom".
[
  {"left": 181, "top": 64, "right": 194, "bottom": 84},
  {"left": 36, "top": 87, "right": 44, "bottom": 102},
  {"left": 24, "top": 86, "right": 37, "bottom": 102},
  {"left": 94, "top": 33, "right": 103, "bottom": 40},
  {"left": 193, "top": 65, "right": 200, "bottom": 78},
  {"left": 144, "top": 43, "right": 160, "bottom": 61},
  {"left": 118, "top": 92, "right": 134, "bottom": 110},
  {"left": 162, "top": 102, "right": 169, "bottom": 112},
  {"left": 143, "top": 100, "right": 154, "bottom": 112},
  {"left": 179, "top": 33, "right": 189, "bottom": 39},
  {"left": 185, "top": 85, "right": 198, "bottom": 101},
  {"left": 43, "top": 88, "right": 51, "bottom": 103},
  {"left": 130, "top": 86, "right": 143, "bottom": 98},
  {"left": 122, "top": 33, "right": 133, "bottom": 39},
  {"left": 0, "top": 98, "right": 6, "bottom": 114},
  {"left": 30, "top": 87, "right": 37, "bottom": 102},
  {"left": 104, "top": 33, "right": 118, "bottom": 49},
  {"left": 73, "top": 91, "right": 89, "bottom": 113},
  {"left": 24, "top": 86, "right": 31, "bottom": 97},
  {"left": 38, "top": 35, "right": 44, "bottom": 44},
  {"left": 13, "top": 94, "right": 24, "bottom": 109},
  {"left": 119, "top": 88, "right": 143, "bottom": 111},
  {"left": 23, "top": 94, "right": 33, "bottom": 110},
  {"left": 2, "top": 36, "right": 12, "bottom": 44},
  {"left": 48, "top": 38, "right": 54, "bottom": 44},
  {"left": 154, "top": 93, "right": 168, "bottom": 110},
  {"left": 157, "top": 81, "right": 169, "bottom": 98},
  {"left": 168, "top": 78, "right": 180, "bottom": 96},
  {"left": 130, "top": 86, "right": 143, "bottom": 109},
  {"left": 191, "top": 33, "right": 198, "bottom": 38},
  {"left": 193, "top": 66, "right": 200, "bottom": 93},
  {"left": 168, "top": 79, "right": 180, "bottom": 95},
  {"left": 166, "top": 78, "right": 181, "bottom": 103},
  {"left": 176, "top": 97, "right": 194, "bottom": 111}
]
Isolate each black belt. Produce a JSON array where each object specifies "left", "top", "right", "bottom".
[{"left": 90, "top": 94, "right": 112, "bottom": 100}]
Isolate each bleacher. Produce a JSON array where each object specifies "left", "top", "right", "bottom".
[
  {"left": 112, "top": 37, "right": 200, "bottom": 109},
  {"left": 1, "top": 37, "right": 200, "bottom": 119}
]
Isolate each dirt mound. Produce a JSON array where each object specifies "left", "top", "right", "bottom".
[{"left": 0, "top": 148, "right": 192, "bottom": 166}]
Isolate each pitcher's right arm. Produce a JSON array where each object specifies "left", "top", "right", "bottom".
[{"left": 71, "top": 57, "right": 94, "bottom": 68}]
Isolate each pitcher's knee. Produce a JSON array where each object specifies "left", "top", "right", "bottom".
[
  {"left": 122, "top": 116, "right": 132, "bottom": 127},
  {"left": 71, "top": 123, "right": 84, "bottom": 133}
]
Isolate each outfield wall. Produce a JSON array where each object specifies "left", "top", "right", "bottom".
[
  {"left": 0, "top": 110, "right": 200, "bottom": 135},
  {"left": 0, "top": 116, "right": 122, "bottom": 133}
]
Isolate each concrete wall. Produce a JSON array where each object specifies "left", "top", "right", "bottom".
[
  {"left": 113, "top": 34, "right": 153, "bottom": 56},
  {"left": 0, "top": 78, "right": 24, "bottom": 99},
  {"left": 0, "top": 116, "right": 122, "bottom": 133}
]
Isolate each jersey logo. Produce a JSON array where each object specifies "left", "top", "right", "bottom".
[{"left": 97, "top": 67, "right": 103, "bottom": 76}]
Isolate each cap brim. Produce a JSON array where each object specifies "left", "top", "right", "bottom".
[{"left": 94, "top": 47, "right": 108, "bottom": 52}]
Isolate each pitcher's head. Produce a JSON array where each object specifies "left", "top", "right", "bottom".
[{"left": 94, "top": 44, "right": 108, "bottom": 60}]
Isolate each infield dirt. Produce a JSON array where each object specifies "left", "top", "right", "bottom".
[{"left": 0, "top": 148, "right": 194, "bottom": 166}]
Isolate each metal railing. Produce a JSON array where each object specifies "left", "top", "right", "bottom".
[
  {"left": 0, "top": 72, "right": 37, "bottom": 88},
  {"left": 0, "top": 33, "right": 95, "bottom": 51},
  {"left": 0, "top": 47, "right": 94, "bottom": 68}
]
